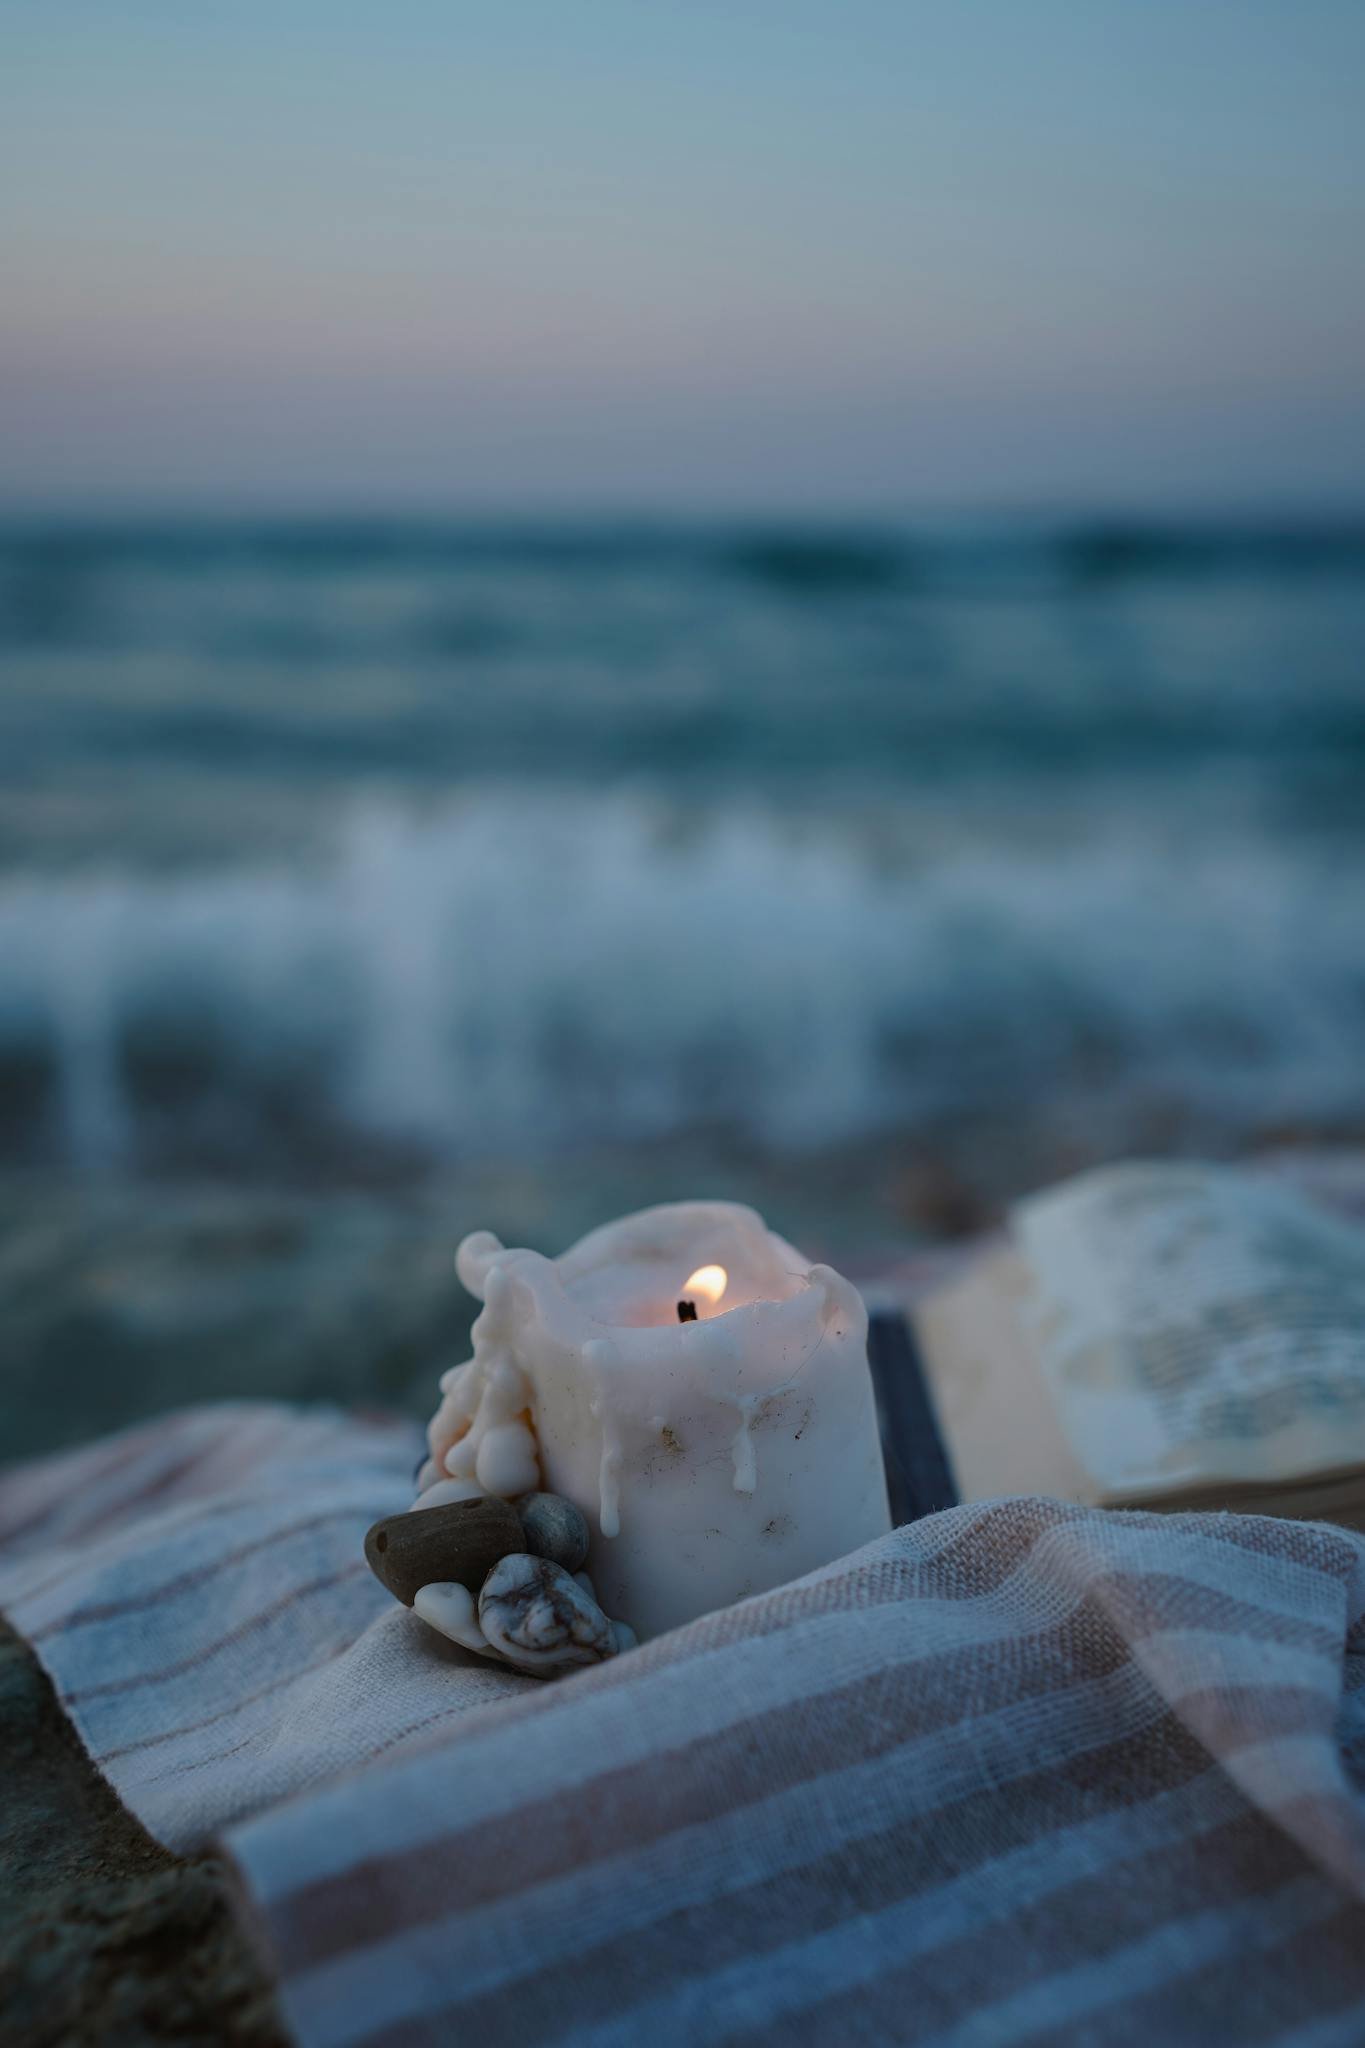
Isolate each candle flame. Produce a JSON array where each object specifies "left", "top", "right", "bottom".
[{"left": 684, "top": 1263, "right": 728, "bottom": 1306}]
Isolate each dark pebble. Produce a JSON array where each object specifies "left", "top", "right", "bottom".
[
  {"left": 364, "top": 1495, "right": 525, "bottom": 1607},
  {"left": 517, "top": 1492, "right": 590, "bottom": 1573}
]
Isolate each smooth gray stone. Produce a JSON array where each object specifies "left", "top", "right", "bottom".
[{"left": 516, "top": 1491, "right": 590, "bottom": 1574}]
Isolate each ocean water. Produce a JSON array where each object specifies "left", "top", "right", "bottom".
[{"left": 2, "top": 517, "right": 1363, "bottom": 1189}]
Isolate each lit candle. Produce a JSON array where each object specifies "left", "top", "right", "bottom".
[{"left": 417, "top": 1202, "right": 890, "bottom": 1640}]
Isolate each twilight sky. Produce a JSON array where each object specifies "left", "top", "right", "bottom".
[{"left": 2, "top": 1, "right": 1363, "bottom": 512}]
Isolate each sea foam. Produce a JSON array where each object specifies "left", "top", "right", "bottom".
[{"left": 0, "top": 791, "right": 1357, "bottom": 1171}]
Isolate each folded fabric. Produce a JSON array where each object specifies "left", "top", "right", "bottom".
[
  {"left": 0, "top": 1402, "right": 538, "bottom": 1852},
  {"left": 4, "top": 1403, "right": 1365, "bottom": 2048}
]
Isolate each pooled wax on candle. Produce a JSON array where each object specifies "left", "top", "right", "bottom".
[{"left": 416, "top": 1201, "right": 891, "bottom": 1641}]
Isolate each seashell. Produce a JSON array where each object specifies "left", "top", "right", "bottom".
[
  {"left": 365, "top": 1495, "right": 524, "bottom": 1607},
  {"left": 409, "top": 1476, "right": 486, "bottom": 1511},
  {"left": 473, "top": 1417, "right": 540, "bottom": 1496},
  {"left": 478, "top": 1553, "right": 616, "bottom": 1674},
  {"left": 413, "top": 1580, "right": 493, "bottom": 1656},
  {"left": 426, "top": 1387, "right": 474, "bottom": 1480},
  {"left": 443, "top": 1429, "right": 480, "bottom": 1482},
  {"left": 517, "top": 1491, "right": 590, "bottom": 1573}
]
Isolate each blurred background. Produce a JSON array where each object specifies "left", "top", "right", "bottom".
[{"left": 3, "top": 3, "right": 1363, "bottom": 1456}]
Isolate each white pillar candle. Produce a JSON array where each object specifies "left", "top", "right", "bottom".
[{"left": 420, "top": 1201, "right": 891, "bottom": 1641}]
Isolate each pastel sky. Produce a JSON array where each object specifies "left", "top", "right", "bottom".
[{"left": 3, "top": 1, "right": 1363, "bottom": 511}]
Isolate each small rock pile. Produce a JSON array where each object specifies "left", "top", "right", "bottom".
[{"left": 364, "top": 1490, "right": 636, "bottom": 1677}]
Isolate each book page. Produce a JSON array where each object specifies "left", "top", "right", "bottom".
[
  {"left": 916, "top": 1247, "right": 1099, "bottom": 1506},
  {"left": 1013, "top": 1162, "right": 1365, "bottom": 1500}
]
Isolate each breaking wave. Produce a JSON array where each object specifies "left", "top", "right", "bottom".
[{"left": 1, "top": 792, "right": 1359, "bottom": 1172}]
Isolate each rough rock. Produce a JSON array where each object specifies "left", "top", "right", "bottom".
[{"left": 0, "top": 1619, "right": 285, "bottom": 2045}]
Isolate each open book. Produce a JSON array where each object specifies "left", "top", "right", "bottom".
[{"left": 915, "top": 1161, "right": 1365, "bottom": 1529}]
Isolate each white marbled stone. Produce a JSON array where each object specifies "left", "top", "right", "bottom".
[{"left": 478, "top": 1552, "right": 616, "bottom": 1675}]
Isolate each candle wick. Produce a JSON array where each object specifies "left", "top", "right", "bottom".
[{"left": 677, "top": 1300, "right": 698, "bottom": 1323}]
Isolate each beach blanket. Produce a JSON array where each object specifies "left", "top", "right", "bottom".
[{"left": 3, "top": 1402, "right": 1365, "bottom": 2047}]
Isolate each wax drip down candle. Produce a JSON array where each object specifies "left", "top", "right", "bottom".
[{"left": 412, "top": 1202, "right": 891, "bottom": 1644}]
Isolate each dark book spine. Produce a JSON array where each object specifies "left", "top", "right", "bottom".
[{"left": 867, "top": 1309, "right": 959, "bottom": 1527}]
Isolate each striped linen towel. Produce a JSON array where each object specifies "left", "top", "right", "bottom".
[{"left": 4, "top": 1406, "right": 1365, "bottom": 2045}]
